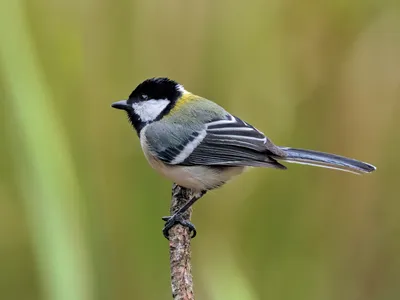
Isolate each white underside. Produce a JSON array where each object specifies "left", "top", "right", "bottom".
[
  {"left": 140, "top": 128, "right": 244, "bottom": 190},
  {"left": 147, "top": 158, "right": 245, "bottom": 191}
]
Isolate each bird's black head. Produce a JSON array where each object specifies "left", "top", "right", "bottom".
[
  {"left": 128, "top": 77, "right": 182, "bottom": 103},
  {"left": 111, "top": 77, "right": 184, "bottom": 134}
]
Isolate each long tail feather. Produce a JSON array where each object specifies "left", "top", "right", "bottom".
[{"left": 278, "top": 147, "right": 376, "bottom": 174}]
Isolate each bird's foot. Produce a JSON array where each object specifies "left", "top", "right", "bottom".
[{"left": 162, "top": 214, "right": 197, "bottom": 239}]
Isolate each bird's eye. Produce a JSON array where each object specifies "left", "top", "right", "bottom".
[{"left": 141, "top": 94, "right": 148, "bottom": 100}]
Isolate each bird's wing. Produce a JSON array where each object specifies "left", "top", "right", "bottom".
[{"left": 145, "top": 114, "right": 286, "bottom": 168}]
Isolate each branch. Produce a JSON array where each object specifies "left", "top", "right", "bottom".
[{"left": 168, "top": 184, "right": 202, "bottom": 300}]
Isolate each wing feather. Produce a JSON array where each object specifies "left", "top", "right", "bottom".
[
  {"left": 149, "top": 114, "right": 286, "bottom": 168},
  {"left": 180, "top": 142, "right": 286, "bottom": 168}
]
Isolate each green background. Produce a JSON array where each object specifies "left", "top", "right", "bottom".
[{"left": 0, "top": 0, "right": 399, "bottom": 299}]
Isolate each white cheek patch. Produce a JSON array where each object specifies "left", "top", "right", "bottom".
[{"left": 131, "top": 99, "right": 170, "bottom": 122}]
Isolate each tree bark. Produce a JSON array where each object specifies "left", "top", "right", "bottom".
[{"left": 167, "top": 184, "right": 202, "bottom": 300}]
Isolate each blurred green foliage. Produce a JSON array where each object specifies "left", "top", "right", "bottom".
[{"left": 0, "top": 0, "right": 399, "bottom": 299}]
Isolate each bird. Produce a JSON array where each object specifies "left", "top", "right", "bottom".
[{"left": 111, "top": 77, "right": 376, "bottom": 238}]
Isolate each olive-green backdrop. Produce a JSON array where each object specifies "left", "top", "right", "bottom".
[{"left": 0, "top": 0, "right": 399, "bottom": 299}]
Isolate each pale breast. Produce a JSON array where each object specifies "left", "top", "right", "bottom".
[{"left": 140, "top": 127, "right": 244, "bottom": 191}]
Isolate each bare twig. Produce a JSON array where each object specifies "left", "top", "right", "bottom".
[{"left": 167, "top": 184, "right": 202, "bottom": 300}]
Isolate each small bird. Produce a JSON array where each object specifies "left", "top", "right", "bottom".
[{"left": 112, "top": 77, "right": 376, "bottom": 238}]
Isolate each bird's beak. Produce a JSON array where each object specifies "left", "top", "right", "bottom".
[{"left": 111, "top": 100, "right": 130, "bottom": 110}]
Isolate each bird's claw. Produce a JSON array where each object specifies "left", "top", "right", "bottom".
[{"left": 162, "top": 214, "right": 197, "bottom": 239}]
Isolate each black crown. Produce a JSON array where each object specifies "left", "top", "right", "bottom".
[{"left": 129, "top": 77, "right": 181, "bottom": 102}]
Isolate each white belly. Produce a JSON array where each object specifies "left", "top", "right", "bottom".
[
  {"left": 149, "top": 158, "right": 244, "bottom": 191},
  {"left": 140, "top": 130, "right": 244, "bottom": 191}
]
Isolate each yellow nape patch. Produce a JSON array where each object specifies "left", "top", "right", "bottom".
[{"left": 167, "top": 92, "right": 197, "bottom": 115}]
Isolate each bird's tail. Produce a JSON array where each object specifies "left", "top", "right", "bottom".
[{"left": 277, "top": 147, "right": 376, "bottom": 174}]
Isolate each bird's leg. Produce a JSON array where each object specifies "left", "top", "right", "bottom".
[{"left": 162, "top": 189, "right": 206, "bottom": 239}]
